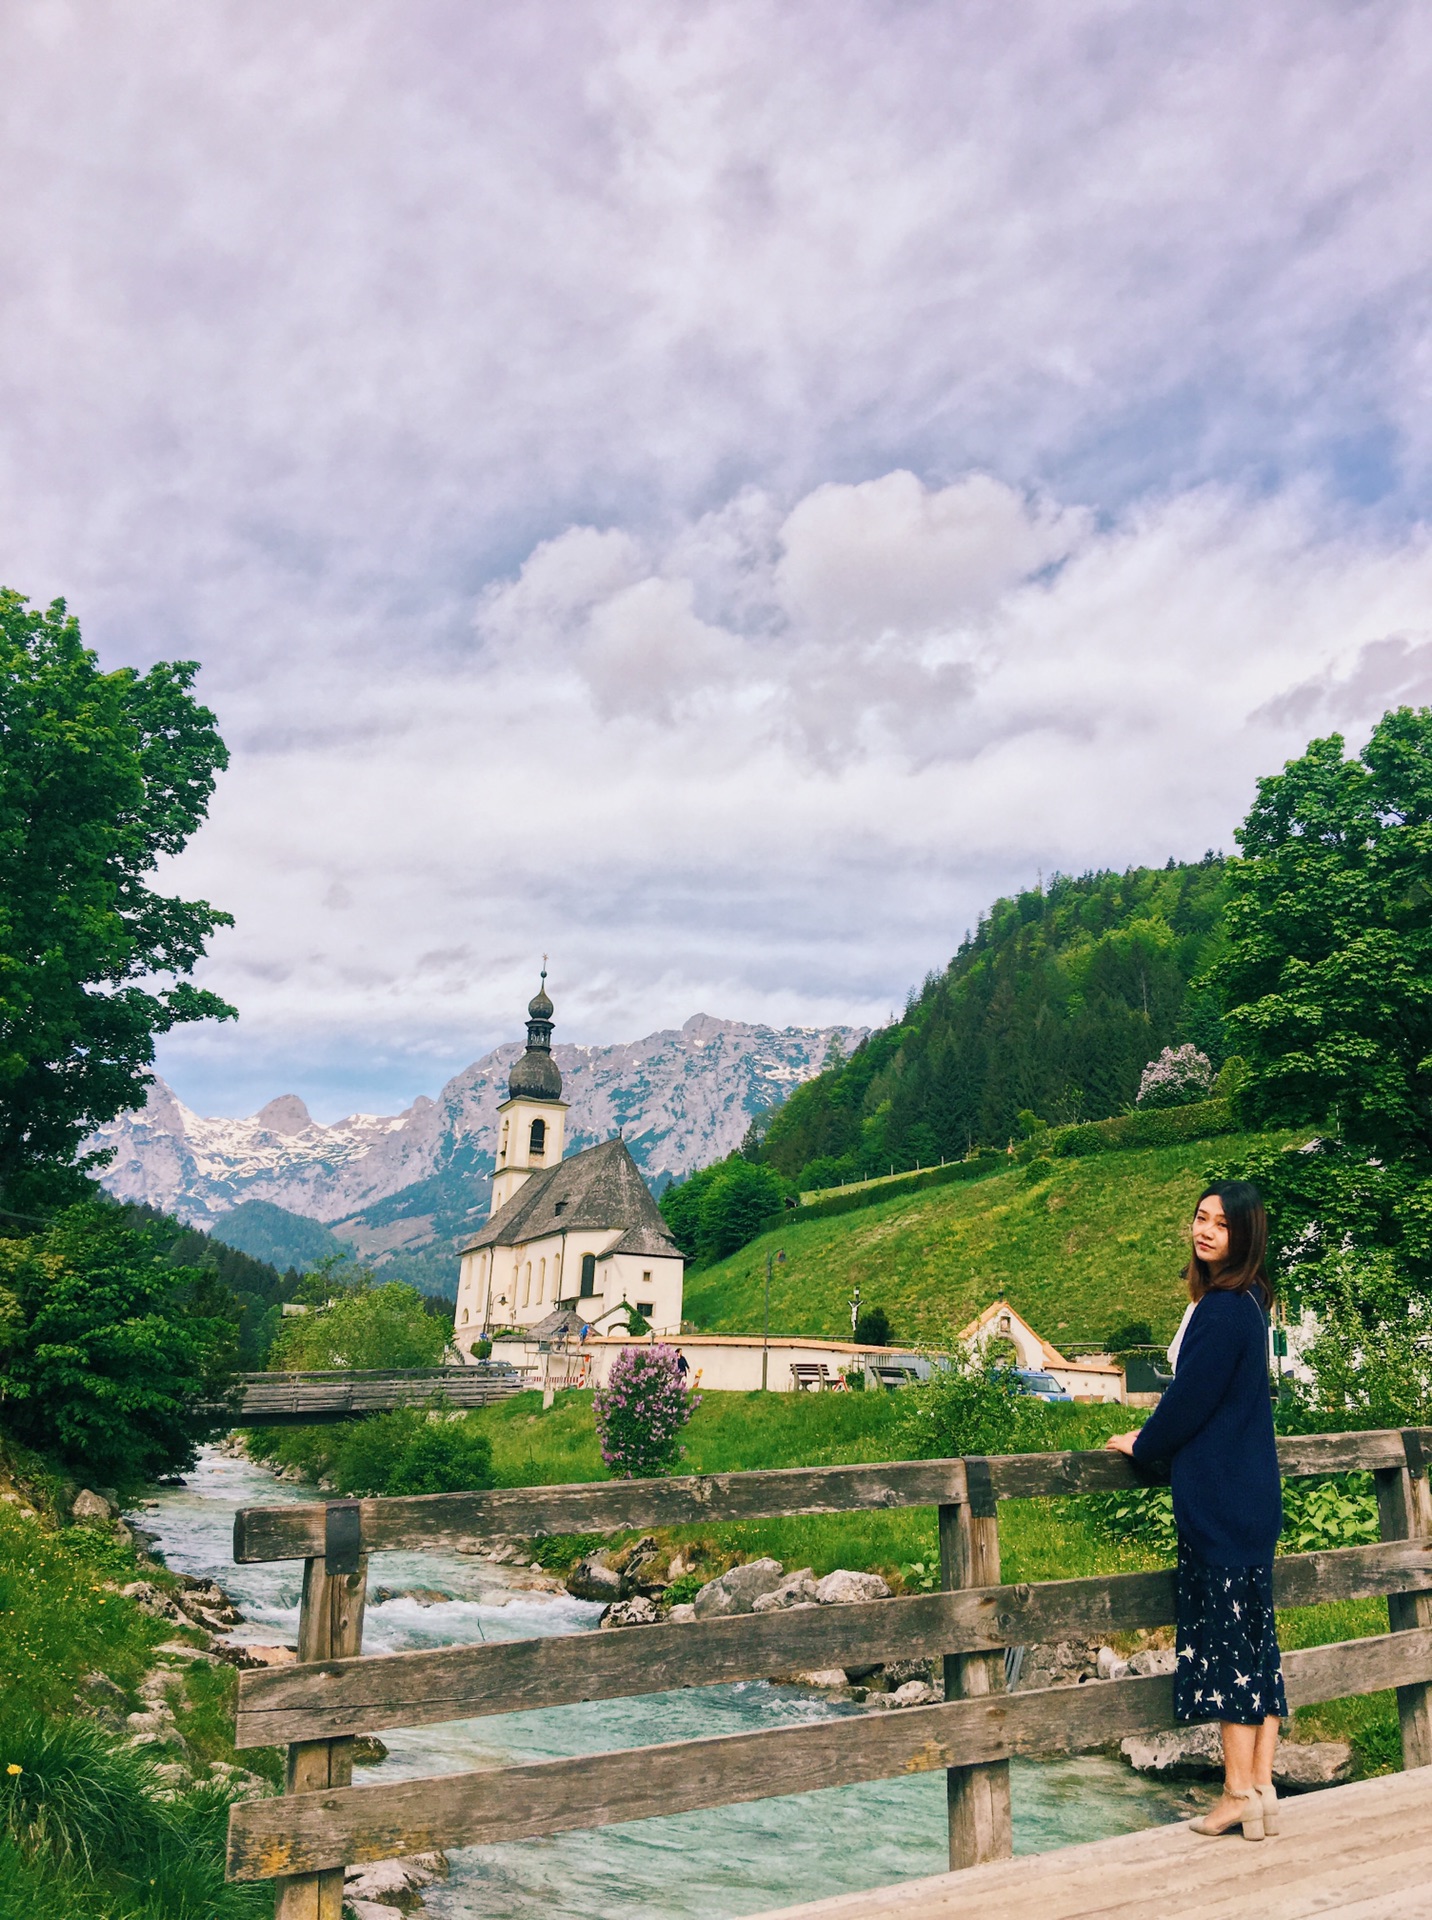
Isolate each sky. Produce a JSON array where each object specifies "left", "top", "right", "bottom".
[{"left": 5, "top": 0, "right": 1432, "bottom": 1120}]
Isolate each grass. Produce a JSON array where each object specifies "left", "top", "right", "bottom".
[{"left": 684, "top": 1130, "right": 1306, "bottom": 1350}]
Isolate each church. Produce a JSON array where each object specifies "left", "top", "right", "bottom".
[{"left": 452, "top": 976, "right": 686, "bottom": 1352}]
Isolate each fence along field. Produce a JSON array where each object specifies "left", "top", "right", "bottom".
[{"left": 224, "top": 1431, "right": 1432, "bottom": 1919}]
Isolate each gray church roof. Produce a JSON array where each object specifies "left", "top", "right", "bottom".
[{"left": 461, "top": 1136, "right": 683, "bottom": 1259}]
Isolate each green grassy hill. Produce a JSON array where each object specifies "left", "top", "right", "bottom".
[{"left": 684, "top": 1129, "right": 1302, "bottom": 1351}]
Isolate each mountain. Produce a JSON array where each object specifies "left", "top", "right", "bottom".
[
  {"left": 93, "top": 1014, "right": 862, "bottom": 1290},
  {"left": 206, "top": 1200, "right": 354, "bottom": 1273},
  {"left": 755, "top": 860, "right": 1229, "bottom": 1190}
]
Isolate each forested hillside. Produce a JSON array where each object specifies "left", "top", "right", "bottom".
[{"left": 755, "top": 859, "right": 1228, "bottom": 1190}]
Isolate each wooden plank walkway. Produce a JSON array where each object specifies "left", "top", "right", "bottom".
[{"left": 747, "top": 1768, "right": 1432, "bottom": 1920}]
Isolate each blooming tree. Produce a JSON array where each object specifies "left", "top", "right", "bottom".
[
  {"left": 1135, "top": 1044, "right": 1214, "bottom": 1110},
  {"left": 593, "top": 1344, "right": 699, "bottom": 1479}
]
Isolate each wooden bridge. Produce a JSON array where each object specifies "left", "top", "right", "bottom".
[
  {"left": 223, "top": 1427, "right": 1432, "bottom": 1919},
  {"left": 210, "top": 1366, "right": 527, "bottom": 1428}
]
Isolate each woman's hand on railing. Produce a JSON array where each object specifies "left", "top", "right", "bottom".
[{"left": 1103, "top": 1430, "right": 1139, "bottom": 1456}]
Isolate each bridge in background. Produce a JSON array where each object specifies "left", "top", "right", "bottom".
[
  {"left": 212, "top": 1366, "right": 527, "bottom": 1427},
  {"left": 223, "top": 1426, "right": 1432, "bottom": 1920}
]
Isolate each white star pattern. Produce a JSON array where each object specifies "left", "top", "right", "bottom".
[{"left": 1174, "top": 1550, "right": 1285, "bottom": 1728}]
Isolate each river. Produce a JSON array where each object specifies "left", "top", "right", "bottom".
[{"left": 134, "top": 1448, "right": 1192, "bottom": 1920}]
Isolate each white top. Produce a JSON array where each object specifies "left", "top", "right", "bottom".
[{"left": 1166, "top": 1300, "right": 1197, "bottom": 1372}]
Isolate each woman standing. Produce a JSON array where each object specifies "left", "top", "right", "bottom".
[{"left": 1105, "top": 1180, "right": 1286, "bottom": 1841}]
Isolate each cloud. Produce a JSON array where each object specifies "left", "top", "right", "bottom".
[{"left": 2, "top": 3, "right": 1432, "bottom": 1112}]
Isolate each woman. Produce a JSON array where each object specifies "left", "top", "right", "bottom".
[{"left": 1105, "top": 1180, "right": 1285, "bottom": 1842}]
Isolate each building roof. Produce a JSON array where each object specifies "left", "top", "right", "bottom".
[
  {"left": 507, "top": 971, "right": 563, "bottom": 1102},
  {"left": 958, "top": 1297, "right": 1068, "bottom": 1368},
  {"left": 461, "top": 1136, "right": 684, "bottom": 1259}
]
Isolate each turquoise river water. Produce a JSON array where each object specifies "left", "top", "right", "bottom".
[{"left": 134, "top": 1448, "right": 1193, "bottom": 1920}]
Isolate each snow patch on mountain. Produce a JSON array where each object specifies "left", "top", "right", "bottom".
[{"left": 93, "top": 1014, "right": 861, "bottom": 1236}]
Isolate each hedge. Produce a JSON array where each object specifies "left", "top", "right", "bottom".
[{"left": 1044, "top": 1098, "right": 1236, "bottom": 1158}]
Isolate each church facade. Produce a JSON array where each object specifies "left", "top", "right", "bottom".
[{"left": 452, "top": 977, "right": 686, "bottom": 1351}]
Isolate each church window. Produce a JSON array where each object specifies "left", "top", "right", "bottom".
[
  {"left": 499, "top": 1119, "right": 509, "bottom": 1166},
  {"left": 529, "top": 1117, "right": 546, "bottom": 1158},
  {"left": 538, "top": 1257, "right": 546, "bottom": 1302},
  {"left": 642, "top": 1270, "right": 651, "bottom": 1284},
  {"left": 637, "top": 1303, "right": 653, "bottom": 1318},
  {"left": 522, "top": 1261, "right": 532, "bottom": 1306},
  {"left": 462, "top": 1309, "right": 469, "bottom": 1324},
  {"left": 579, "top": 1252, "right": 597, "bottom": 1297}
]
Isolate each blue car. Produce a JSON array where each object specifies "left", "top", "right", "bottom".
[{"left": 1012, "top": 1367, "right": 1073, "bottom": 1403}]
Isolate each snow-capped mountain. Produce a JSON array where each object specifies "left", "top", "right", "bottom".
[{"left": 93, "top": 1014, "right": 861, "bottom": 1266}]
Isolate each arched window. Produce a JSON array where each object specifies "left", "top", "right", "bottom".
[
  {"left": 579, "top": 1252, "right": 597, "bottom": 1297},
  {"left": 538, "top": 1257, "right": 546, "bottom": 1302},
  {"left": 529, "top": 1117, "right": 546, "bottom": 1158},
  {"left": 522, "top": 1261, "right": 532, "bottom": 1306},
  {"left": 462, "top": 1309, "right": 469, "bottom": 1325},
  {"left": 498, "top": 1119, "right": 509, "bottom": 1166}
]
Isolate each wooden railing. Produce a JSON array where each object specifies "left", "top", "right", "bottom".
[
  {"left": 224, "top": 1429, "right": 1432, "bottom": 1918},
  {"left": 209, "top": 1366, "right": 527, "bottom": 1428}
]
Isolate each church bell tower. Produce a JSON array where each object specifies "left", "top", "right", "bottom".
[{"left": 490, "top": 968, "right": 569, "bottom": 1215}]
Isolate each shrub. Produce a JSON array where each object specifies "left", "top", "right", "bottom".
[
  {"left": 593, "top": 1345, "right": 699, "bottom": 1478},
  {"left": 897, "top": 1350, "right": 1051, "bottom": 1459},
  {"left": 1136, "top": 1044, "right": 1214, "bottom": 1109},
  {"left": 1045, "top": 1097, "right": 1234, "bottom": 1158},
  {"left": 324, "top": 1409, "right": 494, "bottom": 1498}
]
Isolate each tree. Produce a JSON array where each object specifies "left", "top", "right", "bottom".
[
  {"left": 0, "top": 591, "right": 233, "bottom": 1209},
  {"left": 1212, "top": 709, "right": 1432, "bottom": 1419},
  {"left": 658, "top": 1156, "right": 789, "bottom": 1263},
  {"left": 0, "top": 1203, "right": 237, "bottom": 1483},
  {"left": 1135, "top": 1044, "right": 1213, "bottom": 1109},
  {"left": 1217, "top": 708, "right": 1432, "bottom": 1164},
  {"left": 853, "top": 1305, "right": 892, "bottom": 1346},
  {"left": 269, "top": 1277, "right": 451, "bottom": 1372}
]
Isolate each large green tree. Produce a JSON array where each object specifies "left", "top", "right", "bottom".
[
  {"left": 0, "top": 591, "right": 234, "bottom": 1207},
  {"left": 0, "top": 1203, "right": 237, "bottom": 1482},
  {"left": 1215, "top": 707, "right": 1432, "bottom": 1424}
]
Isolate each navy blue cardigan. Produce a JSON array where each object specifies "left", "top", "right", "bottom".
[{"left": 1130, "top": 1288, "right": 1281, "bottom": 1566}]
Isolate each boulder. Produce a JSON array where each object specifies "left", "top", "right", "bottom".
[
  {"left": 692, "top": 1559, "right": 786, "bottom": 1618},
  {"left": 751, "top": 1570, "right": 818, "bottom": 1613},
  {"left": 119, "top": 1581, "right": 184, "bottom": 1624},
  {"left": 1011, "top": 1638, "right": 1104, "bottom": 1691},
  {"left": 601, "top": 1595, "right": 659, "bottom": 1629},
  {"left": 667, "top": 1603, "right": 697, "bottom": 1623},
  {"left": 1125, "top": 1647, "right": 1176, "bottom": 1677},
  {"left": 1121, "top": 1724, "right": 1352, "bottom": 1790},
  {"left": 72, "top": 1488, "right": 116, "bottom": 1523},
  {"left": 1096, "top": 1646, "right": 1129, "bottom": 1680},
  {"left": 618, "top": 1536, "right": 663, "bottom": 1596},
  {"left": 882, "top": 1658, "right": 935, "bottom": 1689},
  {"left": 814, "top": 1569, "right": 892, "bottom": 1606},
  {"left": 566, "top": 1555, "right": 623, "bottom": 1602},
  {"left": 889, "top": 1680, "right": 942, "bottom": 1708},
  {"left": 353, "top": 1734, "right": 390, "bottom": 1766},
  {"left": 223, "top": 1644, "right": 298, "bottom": 1669},
  {"left": 1272, "top": 1741, "right": 1354, "bottom": 1790},
  {"left": 773, "top": 1668, "right": 850, "bottom": 1688},
  {"left": 343, "top": 1852, "right": 448, "bottom": 1914}
]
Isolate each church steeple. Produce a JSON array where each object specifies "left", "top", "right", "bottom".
[
  {"left": 491, "top": 964, "right": 569, "bottom": 1216},
  {"left": 508, "top": 963, "right": 561, "bottom": 1100}
]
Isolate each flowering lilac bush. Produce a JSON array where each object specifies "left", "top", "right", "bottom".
[
  {"left": 1135, "top": 1044, "right": 1214, "bottom": 1110},
  {"left": 593, "top": 1344, "right": 699, "bottom": 1479}
]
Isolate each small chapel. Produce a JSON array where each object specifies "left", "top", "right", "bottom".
[{"left": 452, "top": 975, "right": 686, "bottom": 1352}]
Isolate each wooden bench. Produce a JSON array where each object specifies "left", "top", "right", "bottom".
[
  {"left": 222, "top": 1428, "right": 1432, "bottom": 1919},
  {"left": 791, "top": 1362, "right": 833, "bottom": 1392}
]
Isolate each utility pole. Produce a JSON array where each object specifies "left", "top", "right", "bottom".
[{"left": 762, "top": 1249, "right": 785, "bottom": 1390}]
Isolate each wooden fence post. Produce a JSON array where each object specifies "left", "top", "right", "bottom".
[
  {"left": 1373, "top": 1436, "right": 1432, "bottom": 1771},
  {"left": 938, "top": 1461, "right": 1012, "bottom": 1869},
  {"left": 274, "top": 1502, "right": 368, "bottom": 1920}
]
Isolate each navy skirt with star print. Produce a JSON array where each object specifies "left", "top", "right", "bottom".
[{"left": 1174, "top": 1537, "right": 1287, "bottom": 1726}]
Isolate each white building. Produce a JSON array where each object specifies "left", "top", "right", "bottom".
[
  {"left": 452, "top": 977, "right": 685, "bottom": 1351},
  {"left": 958, "top": 1298, "right": 1126, "bottom": 1402}
]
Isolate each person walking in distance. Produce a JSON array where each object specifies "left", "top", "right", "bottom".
[{"left": 1105, "top": 1181, "right": 1285, "bottom": 1841}]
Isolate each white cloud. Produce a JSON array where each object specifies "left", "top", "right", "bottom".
[{"left": 2, "top": 3, "right": 1432, "bottom": 1112}]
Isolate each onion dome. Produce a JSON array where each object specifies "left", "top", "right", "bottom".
[{"left": 508, "top": 966, "right": 562, "bottom": 1100}]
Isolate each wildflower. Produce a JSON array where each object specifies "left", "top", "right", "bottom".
[{"left": 6, "top": 1764, "right": 21, "bottom": 1776}]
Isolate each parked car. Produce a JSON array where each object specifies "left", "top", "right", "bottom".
[{"left": 1012, "top": 1367, "right": 1073, "bottom": 1403}]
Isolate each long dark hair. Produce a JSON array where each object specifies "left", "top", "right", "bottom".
[{"left": 1184, "top": 1180, "right": 1273, "bottom": 1310}]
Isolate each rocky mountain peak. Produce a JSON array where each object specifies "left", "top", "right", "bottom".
[{"left": 254, "top": 1094, "right": 313, "bottom": 1136}]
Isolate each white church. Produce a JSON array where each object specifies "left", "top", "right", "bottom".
[{"left": 452, "top": 976, "right": 686, "bottom": 1352}]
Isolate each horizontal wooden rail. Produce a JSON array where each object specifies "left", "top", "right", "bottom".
[
  {"left": 226, "top": 1625, "right": 1432, "bottom": 1880},
  {"left": 232, "top": 1459, "right": 973, "bottom": 1562},
  {"left": 206, "top": 1367, "right": 527, "bottom": 1429},
  {"left": 234, "top": 1535, "right": 1432, "bottom": 1748},
  {"left": 232, "top": 1430, "right": 1430, "bottom": 1562}
]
